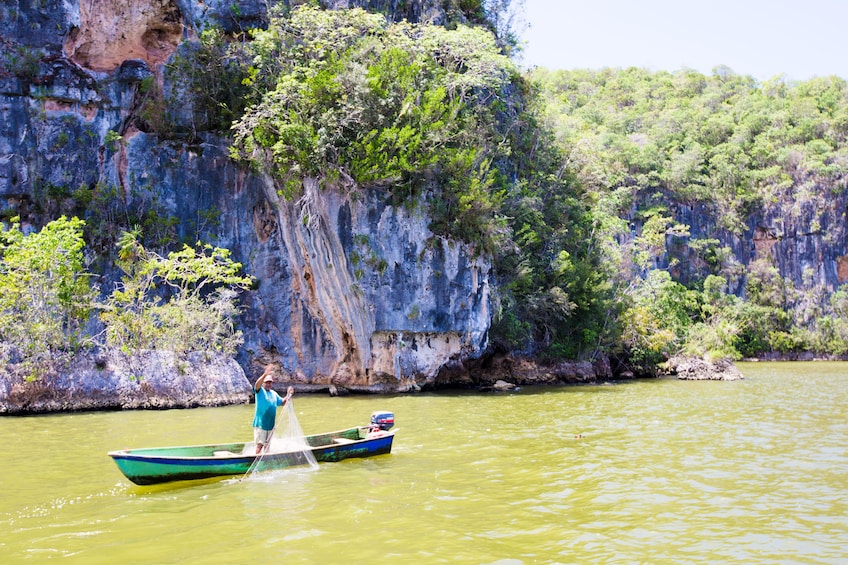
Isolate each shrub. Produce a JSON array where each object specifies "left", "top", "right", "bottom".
[
  {"left": 0, "top": 217, "right": 95, "bottom": 373},
  {"left": 100, "top": 229, "right": 255, "bottom": 355}
]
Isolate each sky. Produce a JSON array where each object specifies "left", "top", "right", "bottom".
[{"left": 518, "top": 0, "right": 848, "bottom": 82}]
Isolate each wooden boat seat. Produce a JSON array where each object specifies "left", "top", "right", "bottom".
[{"left": 333, "top": 437, "right": 355, "bottom": 444}]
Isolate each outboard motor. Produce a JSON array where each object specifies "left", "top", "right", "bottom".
[{"left": 370, "top": 411, "right": 395, "bottom": 431}]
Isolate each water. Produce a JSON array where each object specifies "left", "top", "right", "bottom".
[{"left": 1, "top": 362, "right": 847, "bottom": 563}]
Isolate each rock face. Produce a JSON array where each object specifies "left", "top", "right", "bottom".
[
  {"left": 458, "top": 354, "right": 609, "bottom": 388},
  {"left": 241, "top": 175, "right": 492, "bottom": 390},
  {"left": 0, "top": 0, "right": 494, "bottom": 394},
  {"left": 647, "top": 178, "right": 848, "bottom": 299},
  {"left": 64, "top": 0, "right": 183, "bottom": 72},
  {"left": 0, "top": 350, "right": 252, "bottom": 414}
]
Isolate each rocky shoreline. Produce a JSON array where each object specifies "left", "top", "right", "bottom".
[
  {"left": 0, "top": 350, "right": 251, "bottom": 415},
  {"left": 0, "top": 350, "right": 612, "bottom": 414},
  {"left": 663, "top": 356, "right": 744, "bottom": 381},
  {"left": 0, "top": 350, "right": 767, "bottom": 414}
]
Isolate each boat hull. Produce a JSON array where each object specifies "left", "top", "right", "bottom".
[{"left": 108, "top": 426, "right": 394, "bottom": 485}]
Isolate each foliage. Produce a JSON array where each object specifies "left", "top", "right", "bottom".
[
  {"left": 0, "top": 216, "right": 256, "bottom": 369},
  {"left": 631, "top": 208, "right": 690, "bottom": 272},
  {"left": 619, "top": 270, "right": 697, "bottom": 371},
  {"left": 231, "top": 6, "right": 516, "bottom": 251},
  {"left": 165, "top": 27, "right": 254, "bottom": 134},
  {"left": 479, "top": 0, "right": 525, "bottom": 56},
  {"left": 531, "top": 67, "right": 848, "bottom": 233},
  {"left": 0, "top": 217, "right": 95, "bottom": 372},
  {"left": 530, "top": 66, "right": 848, "bottom": 362},
  {"left": 100, "top": 229, "right": 255, "bottom": 355},
  {"left": 611, "top": 262, "right": 848, "bottom": 366},
  {"left": 489, "top": 85, "right": 609, "bottom": 359}
]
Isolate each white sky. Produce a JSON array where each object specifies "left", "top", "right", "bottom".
[{"left": 518, "top": 0, "right": 848, "bottom": 81}]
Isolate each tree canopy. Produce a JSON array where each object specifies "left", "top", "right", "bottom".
[
  {"left": 530, "top": 66, "right": 848, "bottom": 366},
  {"left": 230, "top": 6, "right": 517, "bottom": 251}
]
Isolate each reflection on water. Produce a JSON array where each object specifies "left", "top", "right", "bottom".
[{"left": 1, "top": 362, "right": 847, "bottom": 563}]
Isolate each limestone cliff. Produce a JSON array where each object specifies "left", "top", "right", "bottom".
[
  {"left": 0, "top": 350, "right": 252, "bottom": 414},
  {"left": 658, "top": 190, "right": 848, "bottom": 299},
  {"left": 0, "top": 0, "right": 492, "bottom": 392}
]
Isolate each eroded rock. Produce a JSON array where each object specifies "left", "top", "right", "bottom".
[
  {"left": 666, "top": 356, "right": 744, "bottom": 381},
  {"left": 0, "top": 350, "right": 252, "bottom": 414},
  {"left": 64, "top": 0, "right": 183, "bottom": 73}
]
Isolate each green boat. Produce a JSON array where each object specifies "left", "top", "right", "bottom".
[{"left": 109, "top": 413, "right": 396, "bottom": 485}]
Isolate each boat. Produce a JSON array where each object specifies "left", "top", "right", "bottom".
[{"left": 108, "top": 411, "right": 396, "bottom": 486}]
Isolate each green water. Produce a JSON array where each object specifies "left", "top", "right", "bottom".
[{"left": 2, "top": 362, "right": 847, "bottom": 563}]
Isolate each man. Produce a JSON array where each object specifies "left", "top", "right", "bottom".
[{"left": 252, "top": 366, "right": 294, "bottom": 454}]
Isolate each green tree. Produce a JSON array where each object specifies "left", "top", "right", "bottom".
[
  {"left": 0, "top": 216, "right": 95, "bottom": 367},
  {"left": 619, "top": 270, "right": 698, "bottom": 371},
  {"left": 100, "top": 229, "right": 255, "bottom": 355}
]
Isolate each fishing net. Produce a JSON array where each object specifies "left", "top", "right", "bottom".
[
  {"left": 240, "top": 399, "right": 318, "bottom": 481},
  {"left": 269, "top": 401, "right": 318, "bottom": 467}
]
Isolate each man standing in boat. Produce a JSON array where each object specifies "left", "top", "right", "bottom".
[{"left": 253, "top": 365, "right": 294, "bottom": 454}]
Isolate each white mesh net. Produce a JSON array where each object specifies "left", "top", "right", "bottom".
[
  {"left": 243, "top": 400, "right": 318, "bottom": 478},
  {"left": 270, "top": 401, "right": 318, "bottom": 466}
]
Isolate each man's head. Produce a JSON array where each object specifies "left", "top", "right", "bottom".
[{"left": 261, "top": 364, "right": 275, "bottom": 387}]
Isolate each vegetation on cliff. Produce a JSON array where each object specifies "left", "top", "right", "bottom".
[
  {"left": 532, "top": 67, "right": 848, "bottom": 233},
  {"left": 228, "top": 6, "right": 516, "bottom": 254},
  {"left": 530, "top": 67, "right": 848, "bottom": 370},
  {"left": 0, "top": 218, "right": 254, "bottom": 378},
  {"left": 0, "top": 217, "right": 94, "bottom": 366},
  {"left": 100, "top": 229, "right": 255, "bottom": 355},
  {"left": 221, "top": 6, "right": 606, "bottom": 360}
]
